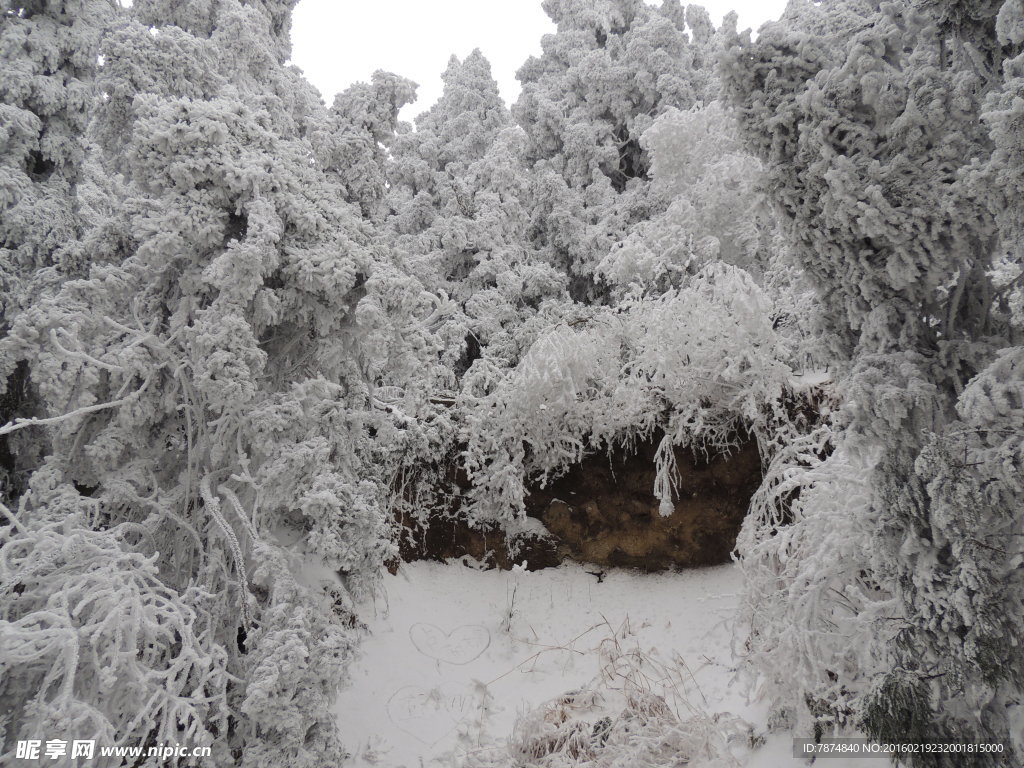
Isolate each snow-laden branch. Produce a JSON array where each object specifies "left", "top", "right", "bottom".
[{"left": 0, "top": 375, "right": 155, "bottom": 437}]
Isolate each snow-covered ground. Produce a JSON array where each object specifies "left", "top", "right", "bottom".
[{"left": 334, "top": 561, "right": 878, "bottom": 767}]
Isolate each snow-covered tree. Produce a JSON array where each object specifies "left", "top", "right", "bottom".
[
  {"left": 322, "top": 70, "right": 416, "bottom": 219},
  {"left": 0, "top": 1, "right": 423, "bottom": 763},
  {"left": 596, "top": 100, "right": 775, "bottom": 298},
  {"left": 387, "top": 50, "right": 567, "bottom": 370},
  {"left": 722, "top": 0, "right": 1024, "bottom": 760},
  {"left": 374, "top": 51, "right": 567, "bottom": 538},
  {"left": 513, "top": 0, "right": 733, "bottom": 299}
]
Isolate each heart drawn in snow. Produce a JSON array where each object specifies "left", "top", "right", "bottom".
[{"left": 408, "top": 623, "right": 491, "bottom": 665}]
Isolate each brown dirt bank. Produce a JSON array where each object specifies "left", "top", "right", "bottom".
[{"left": 393, "top": 434, "right": 762, "bottom": 572}]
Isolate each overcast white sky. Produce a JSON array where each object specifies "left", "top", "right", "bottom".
[{"left": 290, "top": 1, "right": 789, "bottom": 121}]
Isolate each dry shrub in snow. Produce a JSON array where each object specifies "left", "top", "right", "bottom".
[{"left": 469, "top": 620, "right": 748, "bottom": 768}]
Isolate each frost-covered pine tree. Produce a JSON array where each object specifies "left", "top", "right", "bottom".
[
  {"left": 513, "top": 0, "right": 731, "bottom": 299},
  {"left": 373, "top": 50, "right": 567, "bottom": 536},
  {"left": 0, "top": 1, "right": 417, "bottom": 764},
  {"left": 722, "top": 0, "right": 1024, "bottom": 761},
  {"left": 322, "top": 70, "right": 416, "bottom": 219},
  {"left": 387, "top": 50, "right": 567, "bottom": 370}
]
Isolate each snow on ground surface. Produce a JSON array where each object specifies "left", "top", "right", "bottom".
[{"left": 334, "top": 560, "right": 878, "bottom": 767}]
